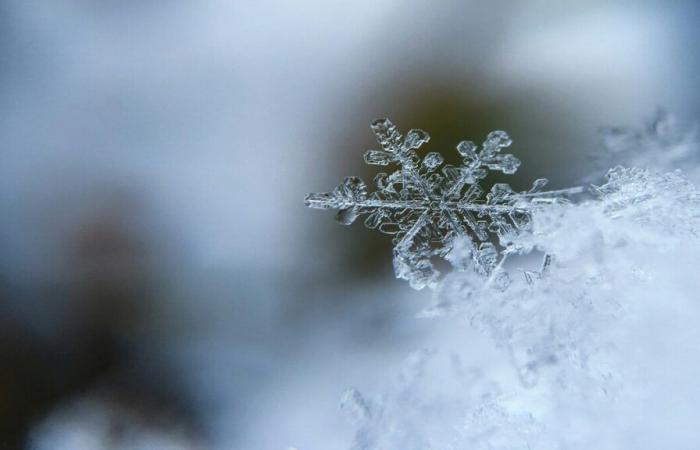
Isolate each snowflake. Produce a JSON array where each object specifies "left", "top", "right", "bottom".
[{"left": 305, "top": 119, "right": 583, "bottom": 289}]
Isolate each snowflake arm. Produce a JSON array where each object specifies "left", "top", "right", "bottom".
[{"left": 305, "top": 119, "right": 584, "bottom": 289}]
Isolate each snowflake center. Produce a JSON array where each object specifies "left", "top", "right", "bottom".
[{"left": 429, "top": 200, "right": 441, "bottom": 211}]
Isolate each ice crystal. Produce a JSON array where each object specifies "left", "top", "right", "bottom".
[
  {"left": 306, "top": 114, "right": 700, "bottom": 450},
  {"left": 305, "top": 119, "right": 583, "bottom": 289},
  {"left": 592, "top": 166, "right": 700, "bottom": 236},
  {"left": 431, "top": 167, "right": 700, "bottom": 386},
  {"left": 342, "top": 349, "right": 539, "bottom": 450},
  {"left": 345, "top": 166, "right": 700, "bottom": 450}
]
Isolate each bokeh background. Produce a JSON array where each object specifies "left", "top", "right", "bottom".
[{"left": 1, "top": 1, "right": 699, "bottom": 449}]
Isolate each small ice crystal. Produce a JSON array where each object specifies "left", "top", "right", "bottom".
[{"left": 305, "top": 119, "right": 583, "bottom": 289}]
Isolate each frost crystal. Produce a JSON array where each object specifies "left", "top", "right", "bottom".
[
  {"left": 341, "top": 349, "right": 539, "bottom": 450},
  {"left": 592, "top": 166, "right": 700, "bottom": 239},
  {"left": 344, "top": 166, "right": 700, "bottom": 450},
  {"left": 305, "top": 119, "right": 583, "bottom": 289}
]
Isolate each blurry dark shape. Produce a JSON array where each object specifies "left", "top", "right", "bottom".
[
  {"left": 0, "top": 188, "right": 201, "bottom": 448},
  {"left": 66, "top": 192, "right": 150, "bottom": 335},
  {"left": 29, "top": 387, "right": 206, "bottom": 450}
]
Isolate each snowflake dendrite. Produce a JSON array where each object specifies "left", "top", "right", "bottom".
[{"left": 305, "top": 119, "right": 583, "bottom": 289}]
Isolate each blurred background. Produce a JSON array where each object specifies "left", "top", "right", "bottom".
[{"left": 0, "top": 1, "right": 699, "bottom": 448}]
